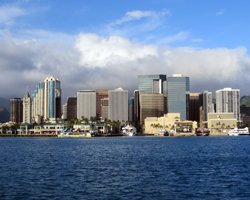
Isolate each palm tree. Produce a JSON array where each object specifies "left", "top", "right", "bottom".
[
  {"left": 221, "top": 123, "right": 225, "bottom": 129},
  {"left": 150, "top": 124, "right": 156, "bottom": 128}
]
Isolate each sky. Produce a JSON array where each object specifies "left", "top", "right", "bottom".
[{"left": 1, "top": 0, "right": 250, "bottom": 101}]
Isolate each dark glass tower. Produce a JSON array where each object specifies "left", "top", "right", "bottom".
[{"left": 10, "top": 98, "right": 23, "bottom": 123}]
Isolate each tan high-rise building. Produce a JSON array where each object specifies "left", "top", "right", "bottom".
[
  {"left": 108, "top": 88, "right": 128, "bottom": 122},
  {"left": 77, "top": 90, "right": 96, "bottom": 120}
]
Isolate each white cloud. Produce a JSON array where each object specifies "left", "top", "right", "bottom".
[
  {"left": 74, "top": 34, "right": 250, "bottom": 94},
  {"left": 0, "top": 5, "right": 27, "bottom": 25},
  {"left": 162, "top": 47, "right": 249, "bottom": 82},
  {"left": 75, "top": 33, "right": 158, "bottom": 68},
  {"left": 112, "top": 10, "right": 170, "bottom": 26},
  {"left": 1, "top": 31, "right": 250, "bottom": 100}
]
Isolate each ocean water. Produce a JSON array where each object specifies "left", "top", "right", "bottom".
[{"left": 0, "top": 136, "right": 250, "bottom": 200}]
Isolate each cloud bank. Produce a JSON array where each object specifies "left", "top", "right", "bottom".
[{"left": 1, "top": 31, "right": 250, "bottom": 102}]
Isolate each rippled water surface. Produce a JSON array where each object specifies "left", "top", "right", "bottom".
[{"left": 0, "top": 136, "right": 250, "bottom": 199}]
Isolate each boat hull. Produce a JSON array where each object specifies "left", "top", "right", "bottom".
[{"left": 58, "top": 133, "right": 92, "bottom": 138}]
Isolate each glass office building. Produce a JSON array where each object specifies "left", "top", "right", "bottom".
[
  {"left": 138, "top": 74, "right": 167, "bottom": 95},
  {"left": 167, "top": 74, "right": 190, "bottom": 120},
  {"left": 44, "top": 76, "right": 61, "bottom": 119}
]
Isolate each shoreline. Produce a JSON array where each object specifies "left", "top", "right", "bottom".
[{"left": 0, "top": 133, "right": 246, "bottom": 137}]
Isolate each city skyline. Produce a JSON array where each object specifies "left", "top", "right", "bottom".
[
  {"left": 1, "top": 0, "right": 250, "bottom": 99},
  {"left": 3, "top": 73, "right": 249, "bottom": 104}
]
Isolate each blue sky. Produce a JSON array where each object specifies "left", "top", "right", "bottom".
[
  {"left": 3, "top": 0, "right": 250, "bottom": 48},
  {"left": 1, "top": 0, "right": 250, "bottom": 98}
]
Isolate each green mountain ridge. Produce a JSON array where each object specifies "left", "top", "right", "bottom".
[{"left": 240, "top": 96, "right": 250, "bottom": 107}]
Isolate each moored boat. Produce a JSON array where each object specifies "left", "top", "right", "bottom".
[
  {"left": 122, "top": 125, "right": 136, "bottom": 136},
  {"left": 195, "top": 128, "right": 210, "bottom": 136},
  {"left": 228, "top": 127, "right": 249, "bottom": 136},
  {"left": 58, "top": 132, "right": 92, "bottom": 138}
]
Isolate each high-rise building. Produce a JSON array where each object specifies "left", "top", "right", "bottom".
[
  {"left": 108, "top": 88, "right": 128, "bottom": 122},
  {"left": 189, "top": 93, "right": 201, "bottom": 122},
  {"left": 22, "top": 92, "right": 32, "bottom": 124},
  {"left": 32, "top": 82, "right": 44, "bottom": 119},
  {"left": 216, "top": 88, "right": 240, "bottom": 121},
  {"left": 44, "top": 76, "right": 61, "bottom": 119},
  {"left": 133, "top": 90, "right": 140, "bottom": 126},
  {"left": 67, "top": 97, "right": 77, "bottom": 120},
  {"left": 201, "top": 91, "right": 214, "bottom": 124},
  {"left": 96, "top": 90, "right": 108, "bottom": 118},
  {"left": 138, "top": 74, "right": 167, "bottom": 94},
  {"left": 128, "top": 97, "right": 134, "bottom": 122},
  {"left": 139, "top": 93, "right": 166, "bottom": 124},
  {"left": 77, "top": 90, "right": 96, "bottom": 120},
  {"left": 137, "top": 75, "right": 167, "bottom": 125},
  {"left": 100, "top": 97, "right": 109, "bottom": 120},
  {"left": 62, "top": 103, "right": 67, "bottom": 120},
  {"left": 10, "top": 98, "right": 23, "bottom": 123},
  {"left": 167, "top": 74, "right": 190, "bottom": 120}
]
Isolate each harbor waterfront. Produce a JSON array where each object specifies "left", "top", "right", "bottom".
[{"left": 0, "top": 136, "right": 250, "bottom": 200}]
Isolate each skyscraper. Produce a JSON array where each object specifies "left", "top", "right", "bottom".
[
  {"left": 96, "top": 90, "right": 108, "bottom": 119},
  {"left": 66, "top": 97, "right": 77, "bottom": 120},
  {"left": 22, "top": 92, "right": 32, "bottom": 124},
  {"left": 189, "top": 93, "right": 201, "bottom": 122},
  {"left": 62, "top": 103, "right": 67, "bottom": 120},
  {"left": 10, "top": 98, "right": 23, "bottom": 123},
  {"left": 77, "top": 90, "right": 96, "bottom": 120},
  {"left": 44, "top": 76, "right": 61, "bottom": 119},
  {"left": 137, "top": 75, "right": 167, "bottom": 125},
  {"left": 201, "top": 91, "right": 214, "bottom": 123},
  {"left": 139, "top": 93, "right": 166, "bottom": 124},
  {"left": 133, "top": 90, "right": 140, "bottom": 126},
  {"left": 216, "top": 88, "right": 240, "bottom": 121},
  {"left": 138, "top": 74, "right": 167, "bottom": 94},
  {"left": 167, "top": 74, "right": 190, "bottom": 120},
  {"left": 32, "top": 82, "right": 44, "bottom": 119},
  {"left": 101, "top": 97, "right": 109, "bottom": 120},
  {"left": 128, "top": 97, "right": 134, "bottom": 122},
  {"left": 108, "top": 88, "right": 128, "bottom": 122}
]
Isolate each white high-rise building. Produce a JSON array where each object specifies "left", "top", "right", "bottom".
[
  {"left": 108, "top": 88, "right": 128, "bottom": 122},
  {"left": 216, "top": 88, "right": 240, "bottom": 121},
  {"left": 23, "top": 92, "right": 32, "bottom": 124},
  {"left": 32, "top": 82, "right": 44, "bottom": 119},
  {"left": 77, "top": 90, "right": 96, "bottom": 120}
]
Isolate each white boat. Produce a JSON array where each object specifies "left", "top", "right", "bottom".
[
  {"left": 122, "top": 125, "right": 136, "bottom": 136},
  {"left": 58, "top": 132, "right": 92, "bottom": 138},
  {"left": 228, "top": 127, "right": 249, "bottom": 136}
]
